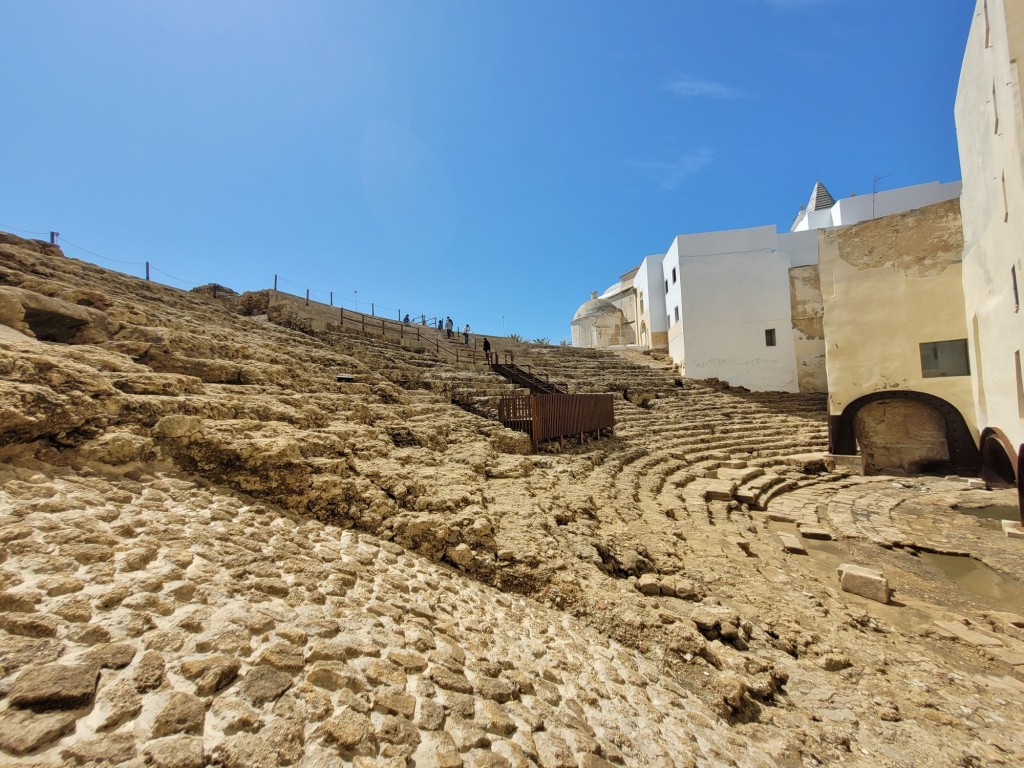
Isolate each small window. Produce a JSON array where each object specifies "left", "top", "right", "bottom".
[
  {"left": 1012, "top": 265, "right": 1019, "bottom": 312},
  {"left": 672, "top": 268, "right": 677, "bottom": 284},
  {"left": 674, "top": 306, "right": 680, "bottom": 322},
  {"left": 665, "top": 280, "right": 669, "bottom": 294},
  {"left": 920, "top": 339, "right": 971, "bottom": 378},
  {"left": 666, "top": 314, "right": 672, "bottom": 328},
  {"left": 764, "top": 328, "right": 776, "bottom": 347}
]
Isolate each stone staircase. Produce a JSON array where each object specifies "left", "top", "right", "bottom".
[{"left": 503, "top": 345, "right": 833, "bottom": 515}]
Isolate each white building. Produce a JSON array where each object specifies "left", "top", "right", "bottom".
[
  {"left": 955, "top": 0, "right": 1024, "bottom": 494},
  {"left": 573, "top": 179, "right": 962, "bottom": 392}
]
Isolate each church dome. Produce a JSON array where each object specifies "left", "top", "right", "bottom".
[{"left": 572, "top": 292, "right": 620, "bottom": 323}]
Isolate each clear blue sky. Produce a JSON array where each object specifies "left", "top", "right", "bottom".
[{"left": 1, "top": 0, "right": 972, "bottom": 341}]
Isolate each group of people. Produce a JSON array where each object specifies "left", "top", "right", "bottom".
[
  {"left": 435, "top": 316, "right": 494, "bottom": 363},
  {"left": 438, "top": 316, "right": 470, "bottom": 344},
  {"left": 400, "top": 313, "right": 495, "bottom": 363}
]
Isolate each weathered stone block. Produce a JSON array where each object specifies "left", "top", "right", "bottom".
[
  {"left": 778, "top": 534, "right": 807, "bottom": 555},
  {"left": 837, "top": 563, "right": 891, "bottom": 604},
  {"left": 1001, "top": 520, "right": 1024, "bottom": 539}
]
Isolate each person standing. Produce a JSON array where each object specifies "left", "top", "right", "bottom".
[
  {"left": 445, "top": 316, "right": 453, "bottom": 339},
  {"left": 483, "top": 337, "right": 492, "bottom": 364},
  {"left": 463, "top": 324, "right": 470, "bottom": 345}
]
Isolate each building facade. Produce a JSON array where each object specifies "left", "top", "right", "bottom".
[
  {"left": 572, "top": 180, "right": 961, "bottom": 394},
  {"left": 955, "top": 0, "right": 1024, "bottom": 495}
]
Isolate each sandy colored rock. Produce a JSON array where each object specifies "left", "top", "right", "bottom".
[
  {"left": 9, "top": 663, "right": 99, "bottom": 710},
  {"left": 211, "top": 733, "right": 278, "bottom": 768},
  {"left": 240, "top": 665, "right": 294, "bottom": 704},
  {"left": 0, "top": 612, "right": 60, "bottom": 638},
  {"left": 152, "top": 691, "right": 206, "bottom": 737},
  {"left": 61, "top": 731, "right": 136, "bottom": 765},
  {"left": 143, "top": 735, "right": 207, "bottom": 768},
  {"left": 0, "top": 709, "right": 76, "bottom": 754},
  {"left": 319, "top": 708, "right": 375, "bottom": 750},
  {"left": 86, "top": 641, "right": 137, "bottom": 669},
  {"left": 134, "top": 650, "right": 166, "bottom": 692},
  {"left": 180, "top": 654, "right": 241, "bottom": 696}
]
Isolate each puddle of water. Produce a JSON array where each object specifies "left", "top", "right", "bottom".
[
  {"left": 955, "top": 504, "right": 1020, "bottom": 526},
  {"left": 919, "top": 552, "right": 1024, "bottom": 613}
]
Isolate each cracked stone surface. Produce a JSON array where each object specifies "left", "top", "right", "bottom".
[{"left": 1, "top": 232, "right": 1024, "bottom": 766}]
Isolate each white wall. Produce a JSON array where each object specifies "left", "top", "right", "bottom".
[
  {"left": 678, "top": 248, "right": 799, "bottom": 392},
  {"left": 635, "top": 254, "right": 667, "bottom": 332},
  {"left": 833, "top": 181, "right": 963, "bottom": 226},
  {"left": 956, "top": 0, "right": 1024, "bottom": 454},
  {"left": 790, "top": 181, "right": 962, "bottom": 232},
  {"left": 778, "top": 230, "right": 819, "bottom": 267}
]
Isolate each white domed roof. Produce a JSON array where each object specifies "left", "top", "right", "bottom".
[{"left": 572, "top": 295, "right": 620, "bottom": 323}]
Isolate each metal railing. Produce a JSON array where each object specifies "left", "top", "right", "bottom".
[
  {"left": 491, "top": 362, "right": 567, "bottom": 394},
  {"left": 269, "top": 290, "right": 501, "bottom": 367},
  {"left": 498, "top": 394, "right": 615, "bottom": 451}
]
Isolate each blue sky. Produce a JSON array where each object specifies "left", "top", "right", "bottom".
[{"left": 2, "top": 0, "right": 972, "bottom": 341}]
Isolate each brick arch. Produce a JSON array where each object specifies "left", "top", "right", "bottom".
[
  {"left": 829, "top": 391, "right": 980, "bottom": 476},
  {"left": 979, "top": 426, "right": 1018, "bottom": 486}
]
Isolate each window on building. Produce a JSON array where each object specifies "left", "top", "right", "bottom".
[
  {"left": 920, "top": 339, "right": 971, "bottom": 378},
  {"left": 666, "top": 314, "right": 672, "bottom": 328},
  {"left": 674, "top": 306, "right": 680, "bottom": 322},
  {"left": 672, "top": 268, "right": 677, "bottom": 284},
  {"left": 764, "top": 328, "right": 776, "bottom": 347},
  {"left": 1012, "top": 265, "right": 1020, "bottom": 312},
  {"left": 665, "top": 280, "right": 669, "bottom": 294}
]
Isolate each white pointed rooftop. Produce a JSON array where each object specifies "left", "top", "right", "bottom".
[{"left": 807, "top": 181, "right": 836, "bottom": 211}]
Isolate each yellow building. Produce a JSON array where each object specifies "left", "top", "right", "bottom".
[{"left": 819, "top": 199, "right": 980, "bottom": 476}]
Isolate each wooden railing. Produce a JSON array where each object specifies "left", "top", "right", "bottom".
[{"left": 498, "top": 394, "right": 615, "bottom": 451}]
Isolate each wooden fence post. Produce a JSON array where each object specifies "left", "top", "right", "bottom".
[{"left": 530, "top": 395, "right": 539, "bottom": 451}]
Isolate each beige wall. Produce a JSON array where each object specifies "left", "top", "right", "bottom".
[
  {"left": 789, "top": 265, "right": 827, "bottom": 393},
  {"left": 608, "top": 291, "right": 638, "bottom": 346},
  {"left": 818, "top": 199, "right": 975, "bottom": 436},
  {"left": 956, "top": 0, "right": 1024, "bottom": 457}
]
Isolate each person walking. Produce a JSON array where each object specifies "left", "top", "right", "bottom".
[
  {"left": 483, "top": 337, "right": 492, "bottom": 364},
  {"left": 445, "top": 316, "right": 453, "bottom": 339},
  {"left": 463, "top": 324, "right": 470, "bottom": 345}
]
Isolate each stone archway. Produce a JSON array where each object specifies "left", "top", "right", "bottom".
[
  {"left": 829, "top": 391, "right": 980, "bottom": 476},
  {"left": 979, "top": 427, "right": 1017, "bottom": 487}
]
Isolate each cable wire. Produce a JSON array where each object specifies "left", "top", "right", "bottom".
[
  {"left": 0, "top": 224, "right": 51, "bottom": 236},
  {"left": 61, "top": 237, "right": 145, "bottom": 266},
  {"left": 151, "top": 266, "right": 199, "bottom": 286}
]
